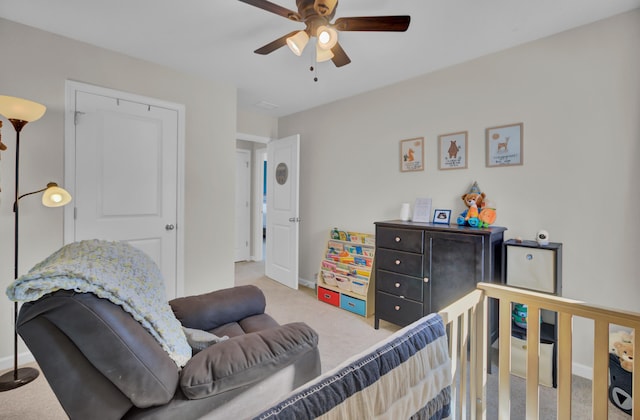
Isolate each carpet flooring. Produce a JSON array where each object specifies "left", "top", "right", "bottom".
[{"left": 0, "top": 260, "right": 631, "bottom": 419}]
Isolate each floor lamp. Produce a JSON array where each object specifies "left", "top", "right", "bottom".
[{"left": 0, "top": 95, "right": 72, "bottom": 392}]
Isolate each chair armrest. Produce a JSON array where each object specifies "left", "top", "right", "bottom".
[
  {"left": 179, "top": 322, "right": 319, "bottom": 399},
  {"left": 169, "top": 285, "right": 266, "bottom": 331}
]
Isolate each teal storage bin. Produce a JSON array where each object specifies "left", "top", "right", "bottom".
[{"left": 340, "top": 294, "right": 366, "bottom": 317}]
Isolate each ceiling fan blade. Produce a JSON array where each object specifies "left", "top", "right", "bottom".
[
  {"left": 254, "top": 31, "right": 300, "bottom": 55},
  {"left": 237, "top": 0, "right": 302, "bottom": 21},
  {"left": 331, "top": 43, "right": 351, "bottom": 67},
  {"left": 334, "top": 16, "right": 411, "bottom": 32}
]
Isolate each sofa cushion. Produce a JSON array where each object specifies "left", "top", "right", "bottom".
[
  {"left": 170, "top": 285, "right": 266, "bottom": 331},
  {"left": 179, "top": 322, "right": 318, "bottom": 399},
  {"left": 211, "top": 313, "right": 280, "bottom": 339}
]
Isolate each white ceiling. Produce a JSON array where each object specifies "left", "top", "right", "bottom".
[{"left": 1, "top": 0, "right": 638, "bottom": 117}]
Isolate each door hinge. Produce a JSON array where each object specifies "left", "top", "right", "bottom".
[
  {"left": 74, "top": 111, "right": 86, "bottom": 125},
  {"left": 74, "top": 207, "right": 77, "bottom": 220}
]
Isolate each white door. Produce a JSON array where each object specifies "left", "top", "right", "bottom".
[
  {"left": 235, "top": 149, "right": 251, "bottom": 262},
  {"left": 66, "top": 87, "right": 182, "bottom": 299},
  {"left": 265, "top": 135, "right": 300, "bottom": 289}
]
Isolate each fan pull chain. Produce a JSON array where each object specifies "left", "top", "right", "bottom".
[
  {"left": 310, "top": 53, "right": 319, "bottom": 82},
  {"left": 313, "top": 66, "right": 319, "bottom": 82}
]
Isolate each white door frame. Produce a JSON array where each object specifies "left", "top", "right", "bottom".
[
  {"left": 235, "top": 148, "right": 251, "bottom": 262},
  {"left": 64, "top": 80, "right": 186, "bottom": 297},
  {"left": 253, "top": 146, "right": 267, "bottom": 261},
  {"left": 237, "top": 133, "right": 270, "bottom": 262}
]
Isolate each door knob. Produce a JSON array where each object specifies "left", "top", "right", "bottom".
[{"left": 165, "top": 224, "right": 175, "bottom": 231}]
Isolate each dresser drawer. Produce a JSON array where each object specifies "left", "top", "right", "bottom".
[
  {"left": 317, "top": 287, "right": 340, "bottom": 307},
  {"left": 375, "top": 291, "right": 423, "bottom": 327},
  {"left": 376, "top": 227, "right": 423, "bottom": 253},
  {"left": 340, "top": 294, "right": 367, "bottom": 317},
  {"left": 377, "top": 270, "right": 423, "bottom": 302},
  {"left": 376, "top": 248, "right": 423, "bottom": 276}
]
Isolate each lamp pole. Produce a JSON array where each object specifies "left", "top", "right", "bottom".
[
  {"left": 0, "top": 95, "right": 65, "bottom": 392},
  {"left": 0, "top": 118, "right": 39, "bottom": 391}
]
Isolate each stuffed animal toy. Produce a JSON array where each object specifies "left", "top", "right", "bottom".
[
  {"left": 463, "top": 193, "right": 482, "bottom": 221},
  {"left": 610, "top": 329, "right": 634, "bottom": 372},
  {"left": 457, "top": 182, "right": 496, "bottom": 227},
  {"left": 613, "top": 341, "right": 634, "bottom": 372},
  {"left": 610, "top": 330, "right": 633, "bottom": 352}
]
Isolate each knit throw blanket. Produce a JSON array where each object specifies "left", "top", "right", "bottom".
[{"left": 6, "top": 239, "right": 191, "bottom": 367}]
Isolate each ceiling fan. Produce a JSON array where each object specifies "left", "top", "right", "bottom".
[{"left": 238, "top": 0, "right": 411, "bottom": 67}]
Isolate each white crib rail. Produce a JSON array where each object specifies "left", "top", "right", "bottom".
[
  {"left": 438, "top": 288, "right": 488, "bottom": 420},
  {"left": 439, "top": 282, "right": 639, "bottom": 420}
]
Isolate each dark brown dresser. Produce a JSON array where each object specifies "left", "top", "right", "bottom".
[{"left": 374, "top": 220, "right": 506, "bottom": 344}]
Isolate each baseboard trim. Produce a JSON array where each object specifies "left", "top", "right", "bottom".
[
  {"left": 298, "top": 278, "right": 316, "bottom": 290},
  {"left": 572, "top": 362, "right": 593, "bottom": 380},
  {"left": 0, "top": 351, "right": 36, "bottom": 372}
]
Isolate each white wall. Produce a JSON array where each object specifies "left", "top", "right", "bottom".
[
  {"left": 278, "top": 10, "right": 640, "bottom": 373},
  {"left": 237, "top": 109, "right": 278, "bottom": 139},
  {"left": 0, "top": 18, "right": 237, "bottom": 367}
]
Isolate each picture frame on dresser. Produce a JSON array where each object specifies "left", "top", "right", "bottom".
[{"left": 432, "top": 209, "right": 451, "bottom": 225}]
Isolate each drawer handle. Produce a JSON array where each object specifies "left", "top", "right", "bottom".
[
  {"left": 395, "top": 282, "right": 400, "bottom": 288},
  {"left": 395, "top": 236, "right": 401, "bottom": 242},
  {"left": 394, "top": 305, "right": 401, "bottom": 311},
  {"left": 395, "top": 259, "right": 401, "bottom": 265},
  {"left": 348, "top": 302, "right": 355, "bottom": 307},
  {"left": 424, "top": 277, "right": 429, "bottom": 283},
  {"left": 323, "top": 294, "right": 331, "bottom": 299}
]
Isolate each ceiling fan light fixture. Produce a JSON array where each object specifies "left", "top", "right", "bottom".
[
  {"left": 314, "top": 0, "right": 338, "bottom": 16},
  {"left": 317, "top": 25, "right": 338, "bottom": 50},
  {"left": 316, "top": 43, "right": 334, "bottom": 62},
  {"left": 286, "top": 30, "right": 309, "bottom": 56}
]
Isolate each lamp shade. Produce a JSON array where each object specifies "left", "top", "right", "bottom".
[
  {"left": 42, "top": 183, "right": 72, "bottom": 207},
  {"left": 317, "top": 26, "right": 338, "bottom": 50},
  {"left": 286, "top": 31, "right": 309, "bottom": 56},
  {"left": 316, "top": 43, "right": 335, "bottom": 62},
  {"left": 0, "top": 96, "right": 46, "bottom": 123}
]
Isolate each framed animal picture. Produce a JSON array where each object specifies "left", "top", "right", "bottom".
[
  {"left": 399, "top": 137, "right": 424, "bottom": 172},
  {"left": 438, "top": 131, "right": 467, "bottom": 170},
  {"left": 486, "top": 123, "right": 523, "bottom": 167}
]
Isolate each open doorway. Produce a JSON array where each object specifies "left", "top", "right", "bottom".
[
  {"left": 236, "top": 134, "right": 269, "bottom": 265},
  {"left": 236, "top": 134, "right": 301, "bottom": 290}
]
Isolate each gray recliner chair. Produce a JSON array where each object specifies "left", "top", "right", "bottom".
[{"left": 17, "top": 285, "right": 321, "bottom": 420}]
